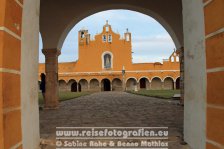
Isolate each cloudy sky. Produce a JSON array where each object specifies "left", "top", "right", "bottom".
[{"left": 39, "top": 10, "right": 175, "bottom": 63}]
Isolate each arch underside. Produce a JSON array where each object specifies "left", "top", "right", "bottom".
[{"left": 40, "top": 0, "right": 183, "bottom": 50}]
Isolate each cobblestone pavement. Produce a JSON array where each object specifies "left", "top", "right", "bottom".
[{"left": 40, "top": 92, "right": 189, "bottom": 149}]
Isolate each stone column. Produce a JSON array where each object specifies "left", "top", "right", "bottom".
[
  {"left": 77, "top": 83, "right": 79, "bottom": 92},
  {"left": 177, "top": 47, "right": 184, "bottom": 105},
  {"left": 111, "top": 84, "right": 113, "bottom": 91},
  {"left": 161, "top": 81, "right": 164, "bottom": 90},
  {"left": 149, "top": 82, "right": 152, "bottom": 90},
  {"left": 88, "top": 82, "right": 90, "bottom": 91},
  {"left": 99, "top": 82, "right": 102, "bottom": 92},
  {"left": 174, "top": 81, "right": 176, "bottom": 90},
  {"left": 42, "top": 49, "right": 61, "bottom": 109}
]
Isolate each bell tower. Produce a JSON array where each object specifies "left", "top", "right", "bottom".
[
  {"left": 78, "top": 28, "right": 90, "bottom": 46},
  {"left": 124, "top": 28, "right": 131, "bottom": 42}
]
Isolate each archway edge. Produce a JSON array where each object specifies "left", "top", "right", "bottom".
[
  {"left": 163, "top": 76, "right": 175, "bottom": 82},
  {"left": 138, "top": 76, "right": 150, "bottom": 83},
  {"left": 55, "top": 4, "right": 182, "bottom": 50}
]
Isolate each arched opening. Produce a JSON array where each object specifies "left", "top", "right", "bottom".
[
  {"left": 79, "top": 79, "right": 88, "bottom": 92},
  {"left": 139, "top": 77, "right": 149, "bottom": 89},
  {"left": 101, "top": 79, "right": 111, "bottom": 91},
  {"left": 163, "top": 77, "right": 174, "bottom": 90},
  {"left": 68, "top": 79, "right": 79, "bottom": 92},
  {"left": 58, "top": 80, "right": 67, "bottom": 91},
  {"left": 176, "top": 77, "right": 180, "bottom": 90},
  {"left": 71, "top": 82, "right": 78, "bottom": 92},
  {"left": 1, "top": 0, "right": 212, "bottom": 148},
  {"left": 126, "top": 78, "right": 137, "bottom": 91},
  {"left": 112, "top": 78, "right": 122, "bottom": 91},
  {"left": 103, "top": 53, "right": 113, "bottom": 69},
  {"left": 151, "top": 77, "right": 162, "bottom": 90},
  {"left": 90, "top": 79, "right": 100, "bottom": 92}
]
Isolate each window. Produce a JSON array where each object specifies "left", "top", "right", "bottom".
[
  {"left": 176, "top": 56, "right": 179, "bottom": 62},
  {"left": 80, "top": 31, "right": 85, "bottom": 38},
  {"left": 106, "top": 26, "right": 109, "bottom": 32},
  {"left": 171, "top": 56, "right": 174, "bottom": 62},
  {"left": 102, "top": 35, "right": 107, "bottom": 42},
  {"left": 103, "top": 54, "right": 112, "bottom": 69},
  {"left": 108, "top": 35, "right": 112, "bottom": 43},
  {"left": 126, "top": 34, "right": 130, "bottom": 41}
]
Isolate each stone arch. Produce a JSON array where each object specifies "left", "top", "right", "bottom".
[
  {"left": 4, "top": 0, "right": 209, "bottom": 149},
  {"left": 78, "top": 79, "right": 88, "bottom": 92},
  {"left": 175, "top": 77, "right": 180, "bottom": 90},
  {"left": 112, "top": 78, "right": 122, "bottom": 91},
  {"left": 89, "top": 78, "right": 100, "bottom": 92},
  {"left": 126, "top": 77, "right": 138, "bottom": 91},
  {"left": 101, "top": 78, "right": 111, "bottom": 91},
  {"left": 58, "top": 80, "right": 67, "bottom": 91},
  {"left": 56, "top": 5, "right": 182, "bottom": 51},
  {"left": 163, "top": 77, "right": 174, "bottom": 90},
  {"left": 68, "top": 79, "right": 79, "bottom": 92},
  {"left": 151, "top": 77, "right": 162, "bottom": 90},
  {"left": 138, "top": 77, "right": 150, "bottom": 90}
]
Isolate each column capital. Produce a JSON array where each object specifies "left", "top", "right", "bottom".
[{"left": 42, "top": 48, "right": 61, "bottom": 57}]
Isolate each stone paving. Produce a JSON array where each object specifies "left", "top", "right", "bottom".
[{"left": 39, "top": 92, "right": 189, "bottom": 149}]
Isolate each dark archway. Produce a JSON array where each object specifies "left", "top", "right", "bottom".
[
  {"left": 139, "top": 78, "right": 149, "bottom": 89},
  {"left": 176, "top": 77, "right": 180, "bottom": 90},
  {"left": 71, "top": 82, "right": 78, "bottom": 92},
  {"left": 102, "top": 79, "right": 111, "bottom": 91}
]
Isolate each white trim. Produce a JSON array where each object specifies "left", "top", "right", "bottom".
[
  {"left": 163, "top": 76, "right": 175, "bottom": 82},
  {"left": 0, "top": 26, "right": 21, "bottom": 40},
  {"left": 175, "top": 76, "right": 180, "bottom": 82},
  {"left": 206, "top": 27, "right": 224, "bottom": 39},
  {"left": 15, "top": 0, "right": 23, "bottom": 8},
  {"left": 204, "top": 0, "right": 213, "bottom": 7},
  {"left": 125, "top": 77, "right": 137, "bottom": 83},
  {"left": 78, "top": 78, "right": 88, "bottom": 83},
  {"left": 0, "top": 68, "right": 21, "bottom": 75},
  {"left": 206, "top": 139, "right": 224, "bottom": 149},
  {"left": 59, "top": 70, "right": 180, "bottom": 75},
  {"left": 89, "top": 78, "right": 100, "bottom": 83},
  {"left": 138, "top": 76, "right": 150, "bottom": 83},
  {"left": 151, "top": 76, "right": 163, "bottom": 82},
  {"left": 207, "top": 104, "right": 224, "bottom": 110},
  {"left": 101, "top": 51, "right": 113, "bottom": 69},
  {"left": 101, "top": 78, "right": 112, "bottom": 83},
  {"left": 207, "top": 67, "right": 224, "bottom": 73},
  {"left": 10, "top": 141, "right": 22, "bottom": 149},
  {"left": 112, "top": 78, "right": 122, "bottom": 82},
  {"left": 67, "top": 79, "right": 77, "bottom": 84}
]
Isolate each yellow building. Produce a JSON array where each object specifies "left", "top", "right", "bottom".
[{"left": 39, "top": 21, "right": 180, "bottom": 92}]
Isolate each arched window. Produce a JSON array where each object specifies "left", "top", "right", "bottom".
[
  {"left": 102, "top": 52, "right": 113, "bottom": 69},
  {"left": 176, "top": 56, "right": 179, "bottom": 62},
  {"left": 108, "top": 35, "right": 112, "bottom": 43},
  {"left": 102, "top": 35, "right": 107, "bottom": 42},
  {"left": 104, "top": 54, "right": 111, "bottom": 69},
  {"left": 171, "top": 56, "right": 174, "bottom": 62}
]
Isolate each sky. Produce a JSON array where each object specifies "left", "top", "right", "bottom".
[{"left": 39, "top": 10, "right": 175, "bottom": 63}]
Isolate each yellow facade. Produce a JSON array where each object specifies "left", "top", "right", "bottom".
[{"left": 39, "top": 22, "right": 180, "bottom": 91}]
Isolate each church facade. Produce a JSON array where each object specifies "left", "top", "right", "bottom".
[{"left": 39, "top": 22, "right": 180, "bottom": 92}]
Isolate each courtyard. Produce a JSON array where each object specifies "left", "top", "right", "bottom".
[{"left": 39, "top": 92, "right": 186, "bottom": 149}]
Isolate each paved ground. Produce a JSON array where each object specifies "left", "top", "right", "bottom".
[{"left": 39, "top": 92, "right": 189, "bottom": 149}]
